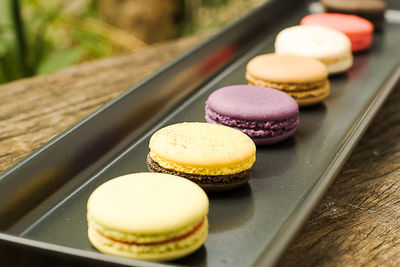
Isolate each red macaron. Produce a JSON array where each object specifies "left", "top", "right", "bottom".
[{"left": 301, "top": 13, "right": 374, "bottom": 52}]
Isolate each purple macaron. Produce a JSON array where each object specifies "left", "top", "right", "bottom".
[{"left": 205, "top": 85, "right": 299, "bottom": 145}]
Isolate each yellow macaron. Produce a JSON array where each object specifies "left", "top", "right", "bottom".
[
  {"left": 87, "top": 172, "right": 209, "bottom": 261},
  {"left": 147, "top": 122, "right": 256, "bottom": 191}
]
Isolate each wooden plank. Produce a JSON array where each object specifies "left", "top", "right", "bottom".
[{"left": 0, "top": 34, "right": 206, "bottom": 173}]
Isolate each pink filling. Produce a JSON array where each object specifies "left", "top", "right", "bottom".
[{"left": 98, "top": 217, "right": 205, "bottom": 246}]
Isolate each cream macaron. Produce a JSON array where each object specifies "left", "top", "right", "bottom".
[
  {"left": 275, "top": 25, "right": 353, "bottom": 74},
  {"left": 87, "top": 172, "right": 209, "bottom": 261}
]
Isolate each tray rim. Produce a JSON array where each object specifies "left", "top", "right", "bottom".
[{"left": 255, "top": 64, "right": 400, "bottom": 266}]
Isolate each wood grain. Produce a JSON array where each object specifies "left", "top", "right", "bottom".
[{"left": 0, "top": 34, "right": 207, "bottom": 174}]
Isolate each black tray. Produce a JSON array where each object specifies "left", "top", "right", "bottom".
[{"left": 2, "top": 0, "right": 400, "bottom": 266}]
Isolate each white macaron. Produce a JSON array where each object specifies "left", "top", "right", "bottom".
[{"left": 275, "top": 25, "right": 353, "bottom": 75}]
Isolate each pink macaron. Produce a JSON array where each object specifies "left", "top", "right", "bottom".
[{"left": 301, "top": 13, "right": 374, "bottom": 52}]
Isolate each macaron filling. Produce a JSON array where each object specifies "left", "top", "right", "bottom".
[
  {"left": 317, "top": 54, "right": 352, "bottom": 65},
  {"left": 149, "top": 151, "right": 255, "bottom": 176},
  {"left": 205, "top": 103, "right": 299, "bottom": 138},
  {"left": 95, "top": 217, "right": 206, "bottom": 246},
  {"left": 89, "top": 217, "right": 208, "bottom": 256},
  {"left": 300, "top": 13, "right": 374, "bottom": 52},
  {"left": 246, "top": 74, "right": 330, "bottom": 99},
  {"left": 351, "top": 36, "right": 373, "bottom": 51},
  {"left": 249, "top": 77, "right": 328, "bottom": 91},
  {"left": 321, "top": 0, "right": 386, "bottom": 29},
  {"left": 89, "top": 212, "right": 204, "bottom": 243},
  {"left": 147, "top": 154, "right": 252, "bottom": 185}
]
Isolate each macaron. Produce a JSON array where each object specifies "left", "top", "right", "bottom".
[
  {"left": 246, "top": 54, "right": 330, "bottom": 106},
  {"left": 147, "top": 122, "right": 256, "bottom": 191},
  {"left": 321, "top": 0, "right": 386, "bottom": 29},
  {"left": 274, "top": 25, "right": 353, "bottom": 74},
  {"left": 301, "top": 13, "right": 374, "bottom": 52},
  {"left": 87, "top": 172, "right": 209, "bottom": 261},
  {"left": 205, "top": 85, "right": 299, "bottom": 145}
]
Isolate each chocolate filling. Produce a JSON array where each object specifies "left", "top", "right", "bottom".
[{"left": 146, "top": 154, "right": 252, "bottom": 185}]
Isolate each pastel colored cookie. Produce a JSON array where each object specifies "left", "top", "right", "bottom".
[
  {"left": 147, "top": 122, "right": 256, "bottom": 191},
  {"left": 87, "top": 172, "right": 208, "bottom": 261},
  {"left": 246, "top": 54, "right": 330, "bottom": 106},
  {"left": 274, "top": 25, "right": 353, "bottom": 74},
  {"left": 205, "top": 85, "right": 299, "bottom": 145},
  {"left": 301, "top": 13, "right": 374, "bottom": 52},
  {"left": 321, "top": 0, "right": 386, "bottom": 29}
]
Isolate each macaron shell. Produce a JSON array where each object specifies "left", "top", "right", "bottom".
[
  {"left": 205, "top": 85, "right": 299, "bottom": 143},
  {"left": 252, "top": 127, "right": 298, "bottom": 145},
  {"left": 325, "top": 54, "right": 353, "bottom": 74},
  {"left": 295, "top": 85, "right": 330, "bottom": 106},
  {"left": 301, "top": 13, "right": 374, "bottom": 52},
  {"left": 149, "top": 122, "right": 256, "bottom": 172},
  {"left": 301, "top": 13, "right": 373, "bottom": 35},
  {"left": 320, "top": 0, "right": 386, "bottom": 29},
  {"left": 245, "top": 54, "right": 330, "bottom": 105},
  {"left": 351, "top": 36, "right": 373, "bottom": 52},
  {"left": 247, "top": 78, "right": 330, "bottom": 106},
  {"left": 246, "top": 54, "right": 328, "bottom": 83},
  {"left": 88, "top": 217, "right": 208, "bottom": 261},
  {"left": 206, "top": 85, "right": 299, "bottom": 121},
  {"left": 275, "top": 25, "right": 352, "bottom": 61},
  {"left": 87, "top": 173, "right": 208, "bottom": 234},
  {"left": 202, "top": 176, "right": 251, "bottom": 191},
  {"left": 146, "top": 154, "right": 253, "bottom": 191},
  {"left": 321, "top": 0, "right": 386, "bottom": 12}
]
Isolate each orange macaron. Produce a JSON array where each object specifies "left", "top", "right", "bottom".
[{"left": 301, "top": 13, "right": 374, "bottom": 52}]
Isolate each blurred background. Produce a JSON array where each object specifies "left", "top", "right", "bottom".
[{"left": 0, "top": 0, "right": 264, "bottom": 85}]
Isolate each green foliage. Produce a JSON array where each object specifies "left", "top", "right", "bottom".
[
  {"left": 0, "top": 0, "right": 18, "bottom": 82},
  {"left": 201, "top": 0, "right": 229, "bottom": 8},
  {"left": 0, "top": 0, "right": 64, "bottom": 83},
  {"left": 0, "top": 0, "right": 262, "bottom": 85},
  {"left": 0, "top": 0, "right": 132, "bottom": 84},
  {"left": 179, "top": 0, "right": 262, "bottom": 36},
  {"left": 37, "top": 47, "right": 85, "bottom": 74}
]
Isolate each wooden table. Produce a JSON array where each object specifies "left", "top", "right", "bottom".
[{"left": 1, "top": 34, "right": 400, "bottom": 266}]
